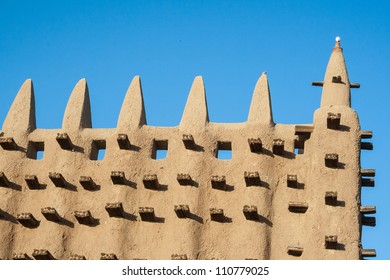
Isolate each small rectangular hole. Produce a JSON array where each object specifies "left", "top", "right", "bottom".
[
  {"left": 152, "top": 139, "right": 168, "bottom": 160},
  {"left": 27, "top": 141, "right": 44, "bottom": 160},
  {"left": 97, "top": 148, "right": 106, "bottom": 160},
  {"left": 216, "top": 141, "right": 232, "bottom": 160},
  {"left": 294, "top": 148, "right": 304, "bottom": 155},
  {"left": 156, "top": 149, "right": 167, "bottom": 159},
  {"left": 217, "top": 150, "right": 232, "bottom": 160},
  {"left": 90, "top": 140, "right": 106, "bottom": 161},
  {"left": 36, "top": 150, "right": 44, "bottom": 160},
  {"left": 294, "top": 131, "right": 311, "bottom": 155}
]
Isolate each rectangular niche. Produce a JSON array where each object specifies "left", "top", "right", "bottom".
[
  {"left": 215, "top": 141, "right": 232, "bottom": 160},
  {"left": 27, "top": 141, "right": 45, "bottom": 160},
  {"left": 151, "top": 139, "right": 168, "bottom": 160},
  {"left": 90, "top": 139, "right": 106, "bottom": 161}
]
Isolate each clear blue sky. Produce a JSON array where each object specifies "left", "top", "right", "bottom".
[{"left": 1, "top": 0, "right": 389, "bottom": 259}]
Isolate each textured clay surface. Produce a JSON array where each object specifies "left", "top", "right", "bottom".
[{"left": 0, "top": 40, "right": 374, "bottom": 260}]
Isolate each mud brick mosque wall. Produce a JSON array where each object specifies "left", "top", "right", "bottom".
[{"left": 0, "top": 39, "right": 376, "bottom": 260}]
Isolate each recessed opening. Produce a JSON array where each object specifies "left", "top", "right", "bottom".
[
  {"left": 294, "top": 148, "right": 303, "bottom": 155},
  {"left": 294, "top": 132, "right": 311, "bottom": 155},
  {"left": 152, "top": 139, "right": 168, "bottom": 160},
  {"left": 156, "top": 149, "right": 167, "bottom": 159},
  {"left": 36, "top": 150, "right": 44, "bottom": 160},
  {"left": 27, "top": 141, "right": 45, "bottom": 160},
  {"left": 215, "top": 141, "right": 232, "bottom": 160},
  {"left": 90, "top": 140, "right": 106, "bottom": 161},
  {"left": 97, "top": 148, "right": 106, "bottom": 160}
]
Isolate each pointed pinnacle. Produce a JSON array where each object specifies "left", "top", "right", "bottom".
[
  {"left": 320, "top": 38, "right": 351, "bottom": 107},
  {"left": 247, "top": 72, "right": 274, "bottom": 125},
  {"left": 62, "top": 78, "right": 92, "bottom": 131},
  {"left": 180, "top": 76, "right": 209, "bottom": 129},
  {"left": 117, "top": 76, "right": 147, "bottom": 130},
  {"left": 3, "top": 79, "right": 36, "bottom": 133}
]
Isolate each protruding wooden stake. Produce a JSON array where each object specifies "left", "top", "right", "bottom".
[
  {"left": 171, "top": 254, "right": 188, "bottom": 260},
  {"left": 111, "top": 171, "right": 126, "bottom": 185},
  {"left": 0, "top": 137, "right": 18, "bottom": 150},
  {"left": 325, "top": 153, "right": 338, "bottom": 168},
  {"left": 182, "top": 134, "right": 195, "bottom": 149},
  {"left": 117, "top": 134, "right": 131, "bottom": 150},
  {"left": 211, "top": 175, "right": 226, "bottom": 190},
  {"left": 360, "top": 169, "right": 375, "bottom": 177},
  {"left": 79, "top": 176, "right": 96, "bottom": 190},
  {"left": 101, "top": 253, "right": 118, "bottom": 260},
  {"left": 13, "top": 253, "right": 32, "bottom": 260},
  {"left": 287, "top": 175, "right": 298, "bottom": 188},
  {"left": 288, "top": 202, "right": 308, "bottom": 213},
  {"left": 325, "top": 235, "right": 338, "bottom": 249},
  {"left": 139, "top": 207, "right": 155, "bottom": 222},
  {"left": 143, "top": 174, "right": 159, "bottom": 190},
  {"left": 243, "top": 205, "right": 258, "bottom": 220},
  {"left": 360, "top": 206, "right": 376, "bottom": 214},
  {"left": 49, "top": 172, "right": 66, "bottom": 188},
  {"left": 69, "top": 254, "right": 86, "bottom": 260},
  {"left": 16, "top": 213, "right": 40, "bottom": 228},
  {"left": 0, "top": 172, "right": 10, "bottom": 187},
  {"left": 41, "top": 207, "right": 62, "bottom": 222},
  {"left": 361, "top": 215, "right": 376, "bottom": 227},
  {"left": 361, "top": 249, "right": 376, "bottom": 258},
  {"left": 360, "top": 131, "right": 373, "bottom": 139},
  {"left": 287, "top": 246, "right": 303, "bottom": 257},
  {"left": 325, "top": 191, "right": 338, "bottom": 205},
  {"left": 32, "top": 249, "right": 55, "bottom": 260},
  {"left": 248, "top": 138, "right": 262, "bottom": 153},
  {"left": 272, "top": 139, "right": 284, "bottom": 155},
  {"left": 56, "top": 133, "right": 73, "bottom": 150},
  {"left": 74, "top": 210, "right": 94, "bottom": 225},
  {"left": 105, "top": 202, "right": 124, "bottom": 217},
  {"left": 361, "top": 142, "right": 373, "bottom": 150},
  {"left": 210, "top": 208, "right": 224, "bottom": 222},
  {"left": 177, "top": 174, "right": 192, "bottom": 186},
  {"left": 244, "top": 172, "right": 261, "bottom": 186},
  {"left": 174, "top": 205, "right": 190, "bottom": 218},
  {"left": 350, "top": 83, "right": 360, "bottom": 88},
  {"left": 361, "top": 178, "right": 375, "bottom": 187},
  {"left": 327, "top": 112, "right": 341, "bottom": 129},
  {"left": 25, "top": 175, "right": 40, "bottom": 189},
  {"left": 312, "top": 81, "right": 324, "bottom": 87}
]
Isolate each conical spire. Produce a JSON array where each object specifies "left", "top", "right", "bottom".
[
  {"left": 3, "top": 79, "right": 36, "bottom": 133},
  {"left": 62, "top": 79, "right": 92, "bottom": 131},
  {"left": 320, "top": 37, "right": 351, "bottom": 107},
  {"left": 180, "top": 76, "right": 209, "bottom": 129},
  {"left": 117, "top": 76, "right": 147, "bottom": 130},
  {"left": 247, "top": 72, "right": 274, "bottom": 125}
]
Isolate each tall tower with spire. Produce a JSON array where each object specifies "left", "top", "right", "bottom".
[{"left": 0, "top": 38, "right": 374, "bottom": 260}]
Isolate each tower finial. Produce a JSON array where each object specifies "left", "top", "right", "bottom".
[{"left": 333, "top": 36, "right": 342, "bottom": 51}]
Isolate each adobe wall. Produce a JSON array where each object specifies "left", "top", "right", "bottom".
[{"left": 0, "top": 39, "right": 375, "bottom": 260}]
